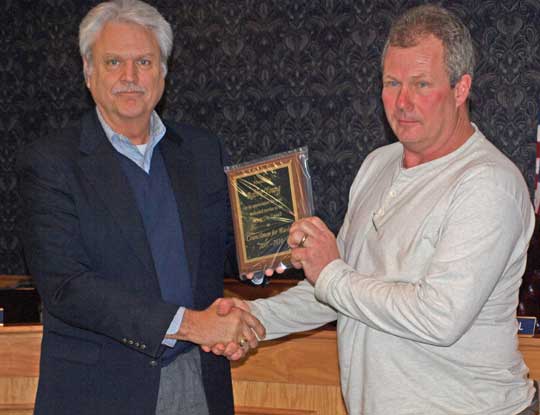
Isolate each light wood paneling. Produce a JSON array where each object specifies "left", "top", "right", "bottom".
[
  {"left": 0, "top": 325, "right": 40, "bottom": 412},
  {"left": 0, "top": 404, "right": 34, "bottom": 415},
  {"left": 0, "top": 378, "right": 38, "bottom": 408},
  {"left": 235, "top": 405, "right": 316, "bottom": 415},
  {"left": 519, "top": 336, "right": 540, "bottom": 380},
  {"left": 2, "top": 321, "right": 540, "bottom": 414},
  {"left": 233, "top": 381, "right": 345, "bottom": 415},
  {"left": 231, "top": 330, "right": 339, "bottom": 385},
  {"left": 231, "top": 329, "right": 345, "bottom": 414},
  {"left": 0, "top": 326, "right": 41, "bottom": 377}
]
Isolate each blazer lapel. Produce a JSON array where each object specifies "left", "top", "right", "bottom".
[
  {"left": 77, "top": 112, "right": 155, "bottom": 276},
  {"left": 160, "top": 129, "right": 201, "bottom": 291}
]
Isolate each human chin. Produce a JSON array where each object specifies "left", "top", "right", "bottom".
[
  {"left": 394, "top": 123, "right": 423, "bottom": 142},
  {"left": 115, "top": 99, "right": 148, "bottom": 119}
]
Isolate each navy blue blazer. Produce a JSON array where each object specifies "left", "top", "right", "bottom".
[{"left": 17, "top": 110, "right": 235, "bottom": 415}]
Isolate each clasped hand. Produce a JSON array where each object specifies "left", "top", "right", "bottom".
[
  {"left": 167, "top": 298, "right": 265, "bottom": 361},
  {"left": 193, "top": 217, "right": 339, "bottom": 360},
  {"left": 247, "top": 216, "right": 341, "bottom": 285},
  {"left": 200, "top": 297, "right": 255, "bottom": 360}
]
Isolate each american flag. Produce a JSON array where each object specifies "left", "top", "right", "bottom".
[{"left": 536, "top": 122, "right": 540, "bottom": 214}]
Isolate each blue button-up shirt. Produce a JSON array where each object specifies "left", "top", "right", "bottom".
[{"left": 96, "top": 107, "right": 182, "bottom": 348}]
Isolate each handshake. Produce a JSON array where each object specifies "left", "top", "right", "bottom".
[
  {"left": 165, "top": 216, "right": 341, "bottom": 360},
  {"left": 166, "top": 297, "right": 264, "bottom": 361}
]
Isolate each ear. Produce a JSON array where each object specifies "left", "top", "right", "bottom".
[
  {"left": 82, "top": 57, "right": 91, "bottom": 88},
  {"left": 453, "top": 74, "right": 472, "bottom": 107}
]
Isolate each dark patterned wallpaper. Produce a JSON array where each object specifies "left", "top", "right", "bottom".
[{"left": 2, "top": 0, "right": 539, "bottom": 274}]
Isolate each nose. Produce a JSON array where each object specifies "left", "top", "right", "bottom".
[
  {"left": 121, "top": 60, "right": 138, "bottom": 83},
  {"left": 396, "top": 86, "right": 413, "bottom": 112}
]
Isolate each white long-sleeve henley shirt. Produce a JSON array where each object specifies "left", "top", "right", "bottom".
[{"left": 251, "top": 125, "right": 536, "bottom": 414}]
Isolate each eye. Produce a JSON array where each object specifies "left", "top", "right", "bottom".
[
  {"left": 417, "top": 80, "right": 429, "bottom": 88},
  {"left": 105, "top": 58, "right": 120, "bottom": 67},
  {"left": 383, "top": 80, "right": 400, "bottom": 88},
  {"left": 138, "top": 58, "right": 151, "bottom": 66}
]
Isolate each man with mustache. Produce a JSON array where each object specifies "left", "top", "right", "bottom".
[
  {"left": 217, "top": 4, "right": 538, "bottom": 414},
  {"left": 16, "top": 0, "right": 264, "bottom": 414}
]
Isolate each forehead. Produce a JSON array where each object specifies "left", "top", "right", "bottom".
[
  {"left": 383, "top": 35, "right": 445, "bottom": 76},
  {"left": 92, "top": 21, "right": 160, "bottom": 55}
]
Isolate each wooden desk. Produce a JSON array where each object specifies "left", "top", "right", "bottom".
[
  {"left": 0, "top": 325, "right": 41, "bottom": 415},
  {"left": 1, "top": 324, "right": 540, "bottom": 415},
  {"left": 2, "top": 279, "right": 540, "bottom": 414}
]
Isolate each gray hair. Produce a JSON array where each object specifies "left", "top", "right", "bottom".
[
  {"left": 381, "top": 4, "right": 475, "bottom": 87},
  {"left": 79, "top": 0, "right": 173, "bottom": 78}
]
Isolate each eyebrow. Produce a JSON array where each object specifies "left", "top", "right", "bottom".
[
  {"left": 410, "top": 73, "right": 429, "bottom": 80},
  {"left": 102, "top": 52, "right": 158, "bottom": 58},
  {"left": 382, "top": 73, "right": 430, "bottom": 81}
]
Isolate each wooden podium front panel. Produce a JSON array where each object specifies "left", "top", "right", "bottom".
[
  {"left": 0, "top": 325, "right": 41, "bottom": 415},
  {"left": 2, "top": 304, "right": 540, "bottom": 414},
  {"left": 0, "top": 324, "right": 343, "bottom": 415},
  {"left": 231, "top": 330, "right": 346, "bottom": 415},
  {"left": 226, "top": 279, "right": 346, "bottom": 414}
]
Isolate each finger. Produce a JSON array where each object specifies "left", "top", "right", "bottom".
[
  {"left": 228, "top": 348, "right": 245, "bottom": 361},
  {"left": 219, "top": 297, "right": 250, "bottom": 313},
  {"left": 298, "top": 223, "right": 321, "bottom": 241},
  {"left": 241, "top": 311, "right": 266, "bottom": 340},
  {"left": 288, "top": 223, "right": 317, "bottom": 248},
  {"left": 290, "top": 248, "right": 304, "bottom": 269},
  {"left": 271, "top": 262, "right": 287, "bottom": 274},
  {"left": 223, "top": 342, "right": 241, "bottom": 358},
  {"left": 247, "top": 331, "right": 259, "bottom": 349},
  {"left": 211, "top": 343, "right": 226, "bottom": 355},
  {"left": 289, "top": 217, "right": 309, "bottom": 232},
  {"left": 241, "top": 325, "right": 259, "bottom": 349},
  {"left": 289, "top": 218, "right": 315, "bottom": 235},
  {"left": 264, "top": 268, "right": 275, "bottom": 276},
  {"left": 294, "top": 216, "right": 327, "bottom": 233},
  {"left": 201, "top": 345, "right": 211, "bottom": 353},
  {"left": 291, "top": 259, "right": 303, "bottom": 269},
  {"left": 291, "top": 217, "right": 328, "bottom": 242},
  {"left": 231, "top": 297, "right": 251, "bottom": 312},
  {"left": 288, "top": 228, "right": 307, "bottom": 248},
  {"left": 308, "top": 216, "right": 331, "bottom": 233}
]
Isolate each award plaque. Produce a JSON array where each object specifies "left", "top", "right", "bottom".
[{"left": 225, "top": 147, "right": 314, "bottom": 281}]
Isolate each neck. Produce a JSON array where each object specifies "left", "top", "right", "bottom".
[
  {"left": 402, "top": 108, "right": 474, "bottom": 168},
  {"left": 97, "top": 108, "right": 151, "bottom": 145}
]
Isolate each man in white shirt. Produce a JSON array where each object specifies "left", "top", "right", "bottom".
[{"left": 213, "top": 4, "right": 538, "bottom": 414}]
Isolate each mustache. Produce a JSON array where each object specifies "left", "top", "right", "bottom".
[{"left": 112, "top": 83, "right": 146, "bottom": 94}]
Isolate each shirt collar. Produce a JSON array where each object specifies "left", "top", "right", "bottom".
[
  {"left": 96, "top": 107, "right": 166, "bottom": 145},
  {"left": 95, "top": 107, "right": 167, "bottom": 173}
]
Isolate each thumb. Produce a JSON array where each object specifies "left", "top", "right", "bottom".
[
  {"left": 215, "top": 297, "right": 235, "bottom": 316},
  {"left": 230, "top": 297, "right": 251, "bottom": 312}
]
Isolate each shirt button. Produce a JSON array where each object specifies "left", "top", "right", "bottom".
[
  {"left": 389, "top": 190, "right": 396, "bottom": 197},
  {"left": 377, "top": 208, "right": 385, "bottom": 216},
  {"left": 149, "top": 360, "right": 158, "bottom": 367}
]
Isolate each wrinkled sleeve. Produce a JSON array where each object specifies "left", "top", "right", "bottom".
[
  {"left": 315, "top": 178, "right": 532, "bottom": 346},
  {"left": 250, "top": 280, "right": 338, "bottom": 340}
]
